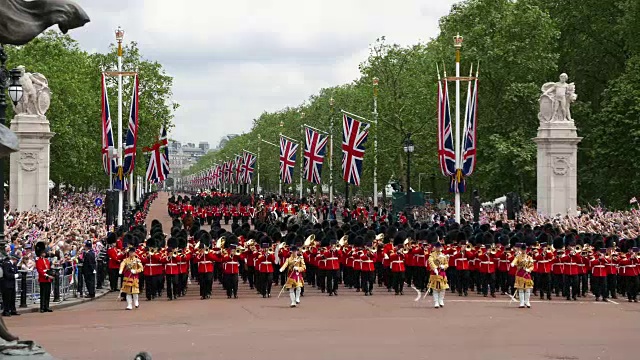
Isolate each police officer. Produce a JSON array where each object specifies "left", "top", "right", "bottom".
[
  {"left": 1, "top": 255, "right": 20, "bottom": 317},
  {"left": 82, "top": 240, "right": 97, "bottom": 298}
]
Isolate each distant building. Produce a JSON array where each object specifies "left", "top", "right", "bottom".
[
  {"left": 198, "top": 142, "right": 210, "bottom": 153},
  {"left": 216, "top": 134, "right": 238, "bottom": 150}
]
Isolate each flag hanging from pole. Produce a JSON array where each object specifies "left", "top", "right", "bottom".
[
  {"left": 122, "top": 75, "right": 139, "bottom": 176},
  {"left": 241, "top": 151, "right": 257, "bottom": 184},
  {"left": 280, "top": 136, "right": 298, "bottom": 184},
  {"left": 303, "top": 126, "right": 328, "bottom": 184},
  {"left": 101, "top": 74, "right": 117, "bottom": 176},
  {"left": 462, "top": 72, "right": 478, "bottom": 177},
  {"left": 341, "top": 113, "right": 370, "bottom": 186},
  {"left": 235, "top": 155, "right": 243, "bottom": 185},
  {"left": 437, "top": 74, "right": 456, "bottom": 178}
]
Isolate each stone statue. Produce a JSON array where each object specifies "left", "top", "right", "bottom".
[
  {"left": 12, "top": 66, "right": 51, "bottom": 116},
  {"left": 0, "top": 0, "right": 90, "bottom": 46},
  {"left": 538, "top": 73, "right": 577, "bottom": 123}
]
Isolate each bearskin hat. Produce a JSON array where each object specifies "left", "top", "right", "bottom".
[
  {"left": 605, "top": 236, "right": 617, "bottom": 249},
  {"left": 146, "top": 237, "right": 156, "bottom": 249},
  {"left": 353, "top": 235, "right": 364, "bottom": 248},
  {"left": 106, "top": 232, "right": 117, "bottom": 245},
  {"left": 35, "top": 241, "right": 46, "bottom": 256},
  {"left": 553, "top": 237, "right": 564, "bottom": 250},
  {"left": 123, "top": 233, "right": 134, "bottom": 248},
  {"left": 166, "top": 237, "right": 177, "bottom": 249},
  {"left": 225, "top": 234, "right": 238, "bottom": 249},
  {"left": 200, "top": 232, "right": 212, "bottom": 248}
]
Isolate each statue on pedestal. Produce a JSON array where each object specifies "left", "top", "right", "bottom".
[
  {"left": 538, "top": 73, "right": 578, "bottom": 124},
  {"left": 13, "top": 66, "right": 51, "bottom": 116}
]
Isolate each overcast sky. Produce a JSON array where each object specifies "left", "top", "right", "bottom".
[{"left": 71, "top": 0, "right": 458, "bottom": 146}]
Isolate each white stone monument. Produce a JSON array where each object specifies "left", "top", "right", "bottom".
[
  {"left": 533, "top": 73, "right": 582, "bottom": 217},
  {"left": 9, "top": 66, "right": 54, "bottom": 212}
]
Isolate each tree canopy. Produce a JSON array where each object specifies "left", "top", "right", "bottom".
[{"left": 4, "top": 31, "right": 177, "bottom": 189}]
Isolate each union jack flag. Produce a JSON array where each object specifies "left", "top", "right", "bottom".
[
  {"left": 122, "top": 75, "right": 139, "bottom": 176},
  {"left": 437, "top": 76, "right": 456, "bottom": 177},
  {"left": 215, "top": 164, "right": 222, "bottom": 188},
  {"left": 144, "top": 125, "right": 170, "bottom": 184},
  {"left": 303, "top": 127, "right": 328, "bottom": 184},
  {"left": 234, "top": 155, "right": 243, "bottom": 185},
  {"left": 224, "top": 160, "right": 233, "bottom": 184},
  {"left": 280, "top": 136, "right": 299, "bottom": 184},
  {"left": 241, "top": 151, "right": 257, "bottom": 184},
  {"left": 101, "top": 74, "right": 116, "bottom": 176},
  {"left": 461, "top": 73, "right": 478, "bottom": 177},
  {"left": 341, "top": 114, "right": 369, "bottom": 186}
]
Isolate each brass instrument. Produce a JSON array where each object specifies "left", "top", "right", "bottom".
[
  {"left": 490, "top": 244, "right": 497, "bottom": 255},
  {"left": 303, "top": 234, "right": 315, "bottom": 249},
  {"left": 465, "top": 244, "right": 473, "bottom": 252},
  {"left": 216, "top": 236, "right": 226, "bottom": 249},
  {"left": 575, "top": 244, "right": 582, "bottom": 253},
  {"left": 338, "top": 235, "right": 348, "bottom": 248},
  {"left": 235, "top": 248, "right": 243, "bottom": 256}
]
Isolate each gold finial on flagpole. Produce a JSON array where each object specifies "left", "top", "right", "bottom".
[
  {"left": 115, "top": 26, "right": 124, "bottom": 56},
  {"left": 453, "top": 33, "right": 463, "bottom": 63}
]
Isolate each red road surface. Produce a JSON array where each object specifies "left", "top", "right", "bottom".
[{"left": 6, "top": 193, "right": 638, "bottom": 360}]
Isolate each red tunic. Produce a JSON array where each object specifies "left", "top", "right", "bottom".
[
  {"left": 560, "top": 253, "right": 582, "bottom": 276},
  {"left": 389, "top": 253, "right": 405, "bottom": 272},
  {"left": 36, "top": 257, "right": 53, "bottom": 283},
  {"left": 257, "top": 253, "right": 275, "bottom": 273}
]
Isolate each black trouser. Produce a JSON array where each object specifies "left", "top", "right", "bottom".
[
  {"left": 166, "top": 274, "right": 178, "bottom": 299},
  {"left": 327, "top": 269, "right": 340, "bottom": 294},
  {"left": 591, "top": 276, "right": 607, "bottom": 299},
  {"left": 108, "top": 268, "right": 119, "bottom": 291},
  {"left": 607, "top": 274, "right": 618, "bottom": 298},
  {"left": 361, "top": 271, "right": 375, "bottom": 294},
  {"left": 384, "top": 268, "right": 392, "bottom": 290},
  {"left": 199, "top": 272, "right": 213, "bottom": 298},
  {"left": 139, "top": 273, "right": 145, "bottom": 292},
  {"left": 2, "top": 285, "right": 16, "bottom": 313},
  {"left": 552, "top": 273, "right": 563, "bottom": 296},
  {"left": 564, "top": 274, "right": 579, "bottom": 299},
  {"left": 257, "top": 272, "right": 273, "bottom": 296},
  {"left": 579, "top": 273, "right": 588, "bottom": 296},
  {"left": 625, "top": 276, "right": 639, "bottom": 301},
  {"left": 375, "top": 263, "right": 383, "bottom": 286},
  {"left": 83, "top": 271, "right": 95, "bottom": 297},
  {"left": 496, "top": 270, "right": 508, "bottom": 293},
  {"left": 352, "top": 270, "right": 361, "bottom": 290},
  {"left": 214, "top": 263, "right": 223, "bottom": 283},
  {"left": 405, "top": 266, "right": 414, "bottom": 287},
  {"left": 246, "top": 266, "right": 255, "bottom": 289},
  {"left": 191, "top": 262, "right": 199, "bottom": 280},
  {"left": 178, "top": 273, "right": 188, "bottom": 296},
  {"left": 97, "top": 261, "right": 105, "bottom": 289},
  {"left": 446, "top": 267, "right": 457, "bottom": 293},
  {"left": 39, "top": 282, "right": 52, "bottom": 311},
  {"left": 306, "top": 265, "right": 316, "bottom": 287},
  {"left": 391, "top": 271, "right": 405, "bottom": 294},
  {"left": 456, "top": 269, "right": 470, "bottom": 295},
  {"left": 537, "top": 272, "right": 552, "bottom": 299},
  {"left": 145, "top": 274, "right": 155, "bottom": 300},
  {"left": 223, "top": 273, "right": 238, "bottom": 297},
  {"left": 317, "top": 269, "right": 326, "bottom": 292},
  {"left": 481, "top": 272, "right": 496, "bottom": 296},
  {"left": 414, "top": 266, "right": 426, "bottom": 291}
]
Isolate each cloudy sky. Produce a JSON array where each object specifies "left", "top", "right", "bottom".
[{"left": 71, "top": 0, "right": 458, "bottom": 147}]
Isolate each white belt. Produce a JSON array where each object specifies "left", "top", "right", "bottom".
[
  {"left": 146, "top": 264, "right": 162, "bottom": 266},
  {"left": 621, "top": 265, "right": 636, "bottom": 268},
  {"left": 327, "top": 257, "right": 339, "bottom": 260},
  {"left": 592, "top": 265, "right": 605, "bottom": 268},
  {"left": 498, "top": 260, "right": 510, "bottom": 263},
  {"left": 261, "top": 262, "right": 272, "bottom": 264},
  {"left": 198, "top": 261, "right": 212, "bottom": 264},
  {"left": 363, "top": 260, "right": 374, "bottom": 263},
  {"left": 481, "top": 261, "right": 493, "bottom": 264},
  {"left": 415, "top": 255, "right": 425, "bottom": 258},
  {"left": 538, "top": 260, "right": 551, "bottom": 263},
  {"left": 392, "top": 260, "right": 404, "bottom": 263},
  {"left": 226, "top": 261, "right": 239, "bottom": 265},
  {"left": 178, "top": 262, "right": 187, "bottom": 265},
  {"left": 166, "top": 264, "right": 178, "bottom": 266}
]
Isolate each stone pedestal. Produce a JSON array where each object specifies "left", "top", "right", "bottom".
[
  {"left": 9, "top": 114, "right": 54, "bottom": 212},
  {"left": 533, "top": 121, "right": 582, "bottom": 217}
]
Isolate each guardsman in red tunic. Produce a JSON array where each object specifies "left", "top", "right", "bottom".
[
  {"left": 220, "top": 246, "right": 241, "bottom": 299},
  {"left": 452, "top": 239, "right": 474, "bottom": 296},
  {"left": 534, "top": 240, "right": 554, "bottom": 300},
  {"left": 162, "top": 237, "right": 181, "bottom": 301},
  {"left": 361, "top": 243, "right": 377, "bottom": 296},
  {"left": 177, "top": 238, "right": 191, "bottom": 297},
  {"left": 605, "top": 237, "right": 619, "bottom": 300},
  {"left": 389, "top": 245, "right": 406, "bottom": 295},
  {"left": 196, "top": 233, "right": 216, "bottom": 298},
  {"left": 35, "top": 242, "right": 54, "bottom": 313},
  {"left": 560, "top": 238, "right": 582, "bottom": 301},
  {"left": 590, "top": 244, "right": 608, "bottom": 301},
  {"left": 256, "top": 241, "right": 276, "bottom": 298},
  {"left": 106, "top": 232, "right": 124, "bottom": 292},
  {"left": 619, "top": 240, "right": 639, "bottom": 302},
  {"left": 477, "top": 241, "right": 498, "bottom": 298}
]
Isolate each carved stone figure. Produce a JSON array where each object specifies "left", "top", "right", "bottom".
[
  {"left": 13, "top": 66, "right": 51, "bottom": 116},
  {"left": 0, "top": 0, "right": 90, "bottom": 46},
  {"left": 539, "top": 73, "right": 578, "bottom": 123}
]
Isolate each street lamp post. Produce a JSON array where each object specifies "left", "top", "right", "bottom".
[
  {"left": 0, "top": 46, "right": 24, "bottom": 254},
  {"left": 418, "top": 172, "right": 426, "bottom": 192},
  {"left": 403, "top": 133, "right": 414, "bottom": 207}
]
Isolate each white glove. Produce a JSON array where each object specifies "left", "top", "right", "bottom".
[
  {"left": 525, "top": 269, "right": 531, "bottom": 273},
  {"left": 14, "top": 274, "right": 19, "bottom": 279},
  {"left": 293, "top": 266, "right": 299, "bottom": 272},
  {"left": 131, "top": 270, "right": 137, "bottom": 274},
  {"left": 439, "top": 265, "right": 445, "bottom": 270},
  {"left": 119, "top": 271, "right": 123, "bottom": 275}
]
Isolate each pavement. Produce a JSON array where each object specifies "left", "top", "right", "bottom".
[
  {"left": 14, "top": 287, "right": 111, "bottom": 315},
  {"left": 5, "top": 192, "right": 640, "bottom": 360}
]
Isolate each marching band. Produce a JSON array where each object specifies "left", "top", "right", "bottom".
[{"left": 100, "top": 194, "right": 640, "bottom": 311}]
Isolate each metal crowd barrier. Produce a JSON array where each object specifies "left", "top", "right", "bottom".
[{"left": 2, "top": 263, "right": 109, "bottom": 310}]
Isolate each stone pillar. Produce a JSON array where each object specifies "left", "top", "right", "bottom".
[
  {"left": 533, "top": 73, "right": 582, "bottom": 217},
  {"left": 9, "top": 114, "right": 54, "bottom": 212}
]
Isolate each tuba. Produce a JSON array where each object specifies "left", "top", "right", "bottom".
[
  {"left": 216, "top": 236, "right": 226, "bottom": 249},
  {"left": 338, "top": 235, "right": 348, "bottom": 248}
]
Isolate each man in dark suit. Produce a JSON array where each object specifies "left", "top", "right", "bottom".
[
  {"left": 82, "top": 241, "right": 96, "bottom": 298},
  {"left": 1, "top": 255, "right": 20, "bottom": 316}
]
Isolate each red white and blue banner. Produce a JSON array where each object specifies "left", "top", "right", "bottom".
[
  {"left": 303, "top": 126, "right": 328, "bottom": 184},
  {"left": 101, "top": 74, "right": 116, "bottom": 176},
  {"left": 122, "top": 75, "right": 139, "bottom": 176},
  {"left": 234, "top": 155, "right": 243, "bottom": 185},
  {"left": 280, "top": 136, "right": 299, "bottom": 184},
  {"left": 144, "top": 125, "right": 170, "bottom": 184},
  {"left": 462, "top": 75, "right": 478, "bottom": 177},
  {"left": 437, "top": 76, "right": 456, "bottom": 178},
  {"left": 341, "top": 113, "right": 369, "bottom": 186},
  {"left": 241, "top": 151, "right": 257, "bottom": 184}
]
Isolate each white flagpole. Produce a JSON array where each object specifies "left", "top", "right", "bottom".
[
  {"left": 116, "top": 27, "right": 124, "bottom": 227},
  {"left": 373, "top": 78, "right": 379, "bottom": 208},
  {"left": 329, "top": 97, "right": 334, "bottom": 204},
  {"left": 299, "top": 122, "right": 303, "bottom": 199},
  {"left": 257, "top": 136, "right": 261, "bottom": 194},
  {"left": 454, "top": 34, "right": 463, "bottom": 224}
]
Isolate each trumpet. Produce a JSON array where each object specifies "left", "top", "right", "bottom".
[
  {"left": 465, "top": 244, "right": 473, "bottom": 252},
  {"left": 490, "top": 244, "right": 497, "bottom": 255},
  {"left": 235, "top": 248, "right": 243, "bottom": 256}
]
